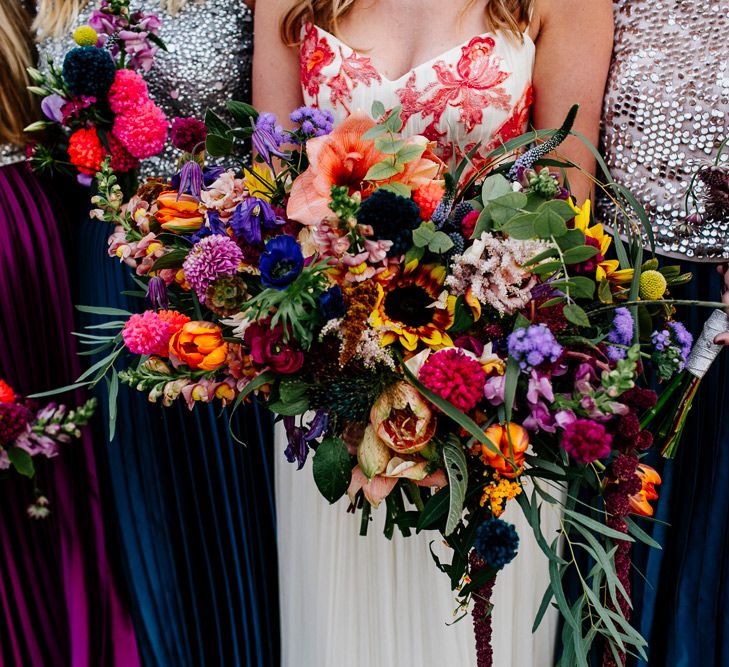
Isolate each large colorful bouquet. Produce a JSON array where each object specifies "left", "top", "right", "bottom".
[
  {"left": 0, "top": 379, "right": 96, "bottom": 518},
  {"left": 25, "top": 0, "right": 167, "bottom": 186},
  {"left": 79, "top": 101, "right": 697, "bottom": 665}
]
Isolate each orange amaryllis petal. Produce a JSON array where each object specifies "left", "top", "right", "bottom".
[{"left": 479, "top": 423, "right": 529, "bottom": 478}]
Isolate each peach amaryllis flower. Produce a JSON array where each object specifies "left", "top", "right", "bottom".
[{"left": 286, "top": 112, "right": 443, "bottom": 225}]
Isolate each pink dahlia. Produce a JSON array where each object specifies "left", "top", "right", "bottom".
[
  {"left": 182, "top": 235, "right": 243, "bottom": 302},
  {"left": 419, "top": 348, "right": 487, "bottom": 413},
  {"left": 108, "top": 69, "right": 149, "bottom": 115},
  {"left": 171, "top": 117, "right": 207, "bottom": 153},
  {"left": 561, "top": 419, "right": 612, "bottom": 464},
  {"left": 122, "top": 310, "right": 172, "bottom": 356},
  {"left": 112, "top": 101, "right": 168, "bottom": 159}
]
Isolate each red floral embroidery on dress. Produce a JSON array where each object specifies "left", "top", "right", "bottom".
[
  {"left": 328, "top": 48, "right": 382, "bottom": 112},
  {"left": 300, "top": 23, "right": 336, "bottom": 102},
  {"left": 489, "top": 84, "right": 533, "bottom": 148},
  {"left": 397, "top": 36, "right": 512, "bottom": 134}
]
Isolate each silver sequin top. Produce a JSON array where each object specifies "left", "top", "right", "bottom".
[
  {"left": 36, "top": 0, "right": 253, "bottom": 178},
  {"left": 597, "top": 0, "right": 729, "bottom": 262}
]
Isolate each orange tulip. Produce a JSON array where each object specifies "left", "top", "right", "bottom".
[
  {"left": 629, "top": 464, "right": 661, "bottom": 517},
  {"left": 168, "top": 321, "right": 228, "bottom": 371},
  {"left": 477, "top": 423, "right": 529, "bottom": 478},
  {"left": 155, "top": 190, "right": 205, "bottom": 233}
]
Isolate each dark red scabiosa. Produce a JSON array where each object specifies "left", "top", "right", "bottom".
[
  {"left": 0, "top": 402, "right": 32, "bottom": 445},
  {"left": 170, "top": 117, "right": 208, "bottom": 153},
  {"left": 560, "top": 418, "right": 612, "bottom": 464}
]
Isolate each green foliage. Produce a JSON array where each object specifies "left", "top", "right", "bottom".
[{"left": 312, "top": 437, "right": 352, "bottom": 504}]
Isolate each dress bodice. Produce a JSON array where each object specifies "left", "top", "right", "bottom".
[
  {"left": 299, "top": 22, "right": 535, "bottom": 167},
  {"left": 597, "top": 0, "right": 729, "bottom": 261},
  {"left": 37, "top": 0, "right": 253, "bottom": 178}
]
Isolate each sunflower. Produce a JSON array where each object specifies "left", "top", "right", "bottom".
[
  {"left": 570, "top": 199, "right": 634, "bottom": 285},
  {"left": 371, "top": 263, "right": 455, "bottom": 351}
]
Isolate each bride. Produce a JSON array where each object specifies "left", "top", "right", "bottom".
[{"left": 253, "top": 0, "right": 612, "bottom": 664}]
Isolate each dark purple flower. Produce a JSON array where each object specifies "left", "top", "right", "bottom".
[
  {"left": 175, "top": 160, "right": 203, "bottom": 200},
  {"left": 190, "top": 211, "right": 227, "bottom": 243},
  {"left": 259, "top": 235, "right": 304, "bottom": 290},
  {"left": 77, "top": 173, "right": 93, "bottom": 187},
  {"left": 230, "top": 197, "right": 284, "bottom": 245},
  {"left": 171, "top": 117, "right": 208, "bottom": 153},
  {"left": 146, "top": 276, "right": 168, "bottom": 310},
  {"left": 252, "top": 112, "right": 289, "bottom": 166},
  {"left": 318, "top": 286, "right": 345, "bottom": 320},
  {"left": 561, "top": 418, "right": 612, "bottom": 464},
  {"left": 283, "top": 409, "right": 329, "bottom": 469},
  {"left": 41, "top": 94, "right": 66, "bottom": 122},
  {"left": 453, "top": 335, "right": 485, "bottom": 357}
]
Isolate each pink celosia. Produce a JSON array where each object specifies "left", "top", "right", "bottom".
[
  {"left": 112, "top": 101, "right": 168, "bottom": 159},
  {"left": 108, "top": 69, "right": 149, "bottom": 115},
  {"left": 419, "top": 348, "right": 487, "bottom": 413},
  {"left": 561, "top": 418, "right": 613, "bottom": 464},
  {"left": 182, "top": 235, "right": 244, "bottom": 301}
]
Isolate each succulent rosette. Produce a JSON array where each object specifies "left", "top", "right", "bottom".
[{"left": 75, "top": 99, "right": 705, "bottom": 666}]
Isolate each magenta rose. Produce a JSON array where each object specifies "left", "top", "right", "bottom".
[{"left": 244, "top": 321, "right": 304, "bottom": 374}]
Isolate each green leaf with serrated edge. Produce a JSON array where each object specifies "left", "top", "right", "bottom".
[
  {"left": 503, "top": 356, "right": 519, "bottom": 423},
  {"left": 533, "top": 209, "right": 568, "bottom": 239},
  {"left": 562, "top": 245, "right": 599, "bottom": 264},
  {"left": 428, "top": 231, "right": 454, "bottom": 254},
  {"left": 206, "top": 133, "right": 233, "bottom": 156},
  {"left": 375, "top": 136, "right": 405, "bottom": 154},
  {"left": 488, "top": 192, "right": 528, "bottom": 226},
  {"left": 523, "top": 247, "right": 560, "bottom": 267},
  {"left": 531, "top": 260, "right": 562, "bottom": 276},
  {"left": 383, "top": 106, "right": 404, "bottom": 132},
  {"left": 204, "top": 108, "right": 231, "bottom": 136},
  {"left": 625, "top": 516, "right": 662, "bottom": 549},
  {"left": 364, "top": 159, "right": 403, "bottom": 181},
  {"left": 412, "top": 221, "right": 436, "bottom": 247},
  {"left": 8, "top": 448, "right": 35, "bottom": 477},
  {"left": 501, "top": 212, "right": 537, "bottom": 240},
  {"left": 563, "top": 507, "right": 634, "bottom": 542},
  {"left": 563, "top": 303, "right": 591, "bottom": 328},
  {"left": 379, "top": 181, "right": 411, "bottom": 197},
  {"left": 312, "top": 437, "right": 352, "bottom": 504},
  {"left": 556, "top": 228, "right": 586, "bottom": 250},
  {"left": 361, "top": 124, "right": 388, "bottom": 140},
  {"left": 371, "top": 100, "right": 386, "bottom": 119},
  {"left": 442, "top": 439, "right": 468, "bottom": 536},
  {"left": 598, "top": 278, "right": 613, "bottom": 304},
  {"left": 150, "top": 249, "right": 189, "bottom": 271},
  {"left": 226, "top": 100, "right": 258, "bottom": 125},
  {"left": 480, "top": 174, "right": 512, "bottom": 202}
]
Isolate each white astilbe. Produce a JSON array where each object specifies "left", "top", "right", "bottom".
[
  {"left": 445, "top": 233, "right": 552, "bottom": 315},
  {"left": 356, "top": 328, "right": 396, "bottom": 370}
]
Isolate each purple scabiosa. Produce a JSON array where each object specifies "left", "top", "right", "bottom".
[
  {"left": 474, "top": 518, "right": 519, "bottom": 570},
  {"left": 230, "top": 197, "right": 284, "bottom": 245},
  {"left": 606, "top": 307, "right": 634, "bottom": 361},
  {"left": 560, "top": 418, "right": 612, "bottom": 464},
  {"left": 182, "top": 235, "right": 243, "bottom": 302},
  {"left": 507, "top": 324, "right": 563, "bottom": 372},
  {"left": 252, "top": 112, "right": 289, "bottom": 166},
  {"left": 170, "top": 117, "right": 207, "bottom": 153},
  {"left": 289, "top": 106, "right": 334, "bottom": 144},
  {"left": 259, "top": 235, "right": 304, "bottom": 290}
]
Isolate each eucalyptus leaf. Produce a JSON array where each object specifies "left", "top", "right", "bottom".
[
  {"left": 533, "top": 209, "right": 568, "bottom": 239},
  {"left": 383, "top": 107, "right": 404, "bottom": 133},
  {"left": 364, "top": 159, "right": 403, "bottom": 181},
  {"left": 501, "top": 212, "right": 537, "bottom": 240},
  {"left": 412, "top": 221, "right": 436, "bottom": 247},
  {"left": 375, "top": 136, "right": 406, "bottom": 154},
  {"left": 379, "top": 181, "right": 411, "bottom": 197},
  {"left": 395, "top": 143, "right": 426, "bottom": 164},
  {"left": 562, "top": 245, "right": 599, "bottom": 264},
  {"left": 428, "top": 231, "right": 454, "bottom": 254},
  {"left": 361, "top": 124, "right": 388, "bottom": 141},
  {"left": 371, "top": 100, "right": 386, "bottom": 119},
  {"left": 556, "top": 229, "right": 587, "bottom": 250},
  {"left": 488, "top": 192, "right": 529, "bottom": 226},
  {"left": 480, "top": 174, "right": 512, "bottom": 202},
  {"left": 563, "top": 508, "right": 634, "bottom": 542}
]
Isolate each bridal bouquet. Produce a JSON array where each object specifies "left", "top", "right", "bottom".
[
  {"left": 79, "top": 102, "right": 695, "bottom": 666},
  {"left": 25, "top": 0, "right": 167, "bottom": 186}
]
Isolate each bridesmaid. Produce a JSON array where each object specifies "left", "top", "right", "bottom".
[
  {"left": 35, "top": 1, "right": 279, "bottom": 665},
  {"left": 0, "top": 1, "right": 139, "bottom": 665},
  {"left": 597, "top": 2, "right": 729, "bottom": 665}
]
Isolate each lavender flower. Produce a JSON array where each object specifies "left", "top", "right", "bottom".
[
  {"left": 289, "top": 106, "right": 334, "bottom": 144},
  {"left": 182, "top": 235, "right": 243, "bottom": 302},
  {"left": 230, "top": 197, "right": 284, "bottom": 245},
  {"left": 283, "top": 409, "right": 328, "bottom": 469},
  {"left": 508, "top": 324, "right": 563, "bottom": 372},
  {"left": 606, "top": 307, "right": 634, "bottom": 361},
  {"left": 252, "top": 112, "right": 289, "bottom": 166},
  {"left": 651, "top": 329, "right": 671, "bottom": 352}
]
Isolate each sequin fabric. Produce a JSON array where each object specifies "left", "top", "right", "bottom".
[
  {"left": 597, "top": 0, "right": 729, "bottom": 262},
  {"left": 36, "top": 0, "right": 253, "bottom": 178},
  {"left": 0, "top": 145, "right": 25, "bottom": 167}
]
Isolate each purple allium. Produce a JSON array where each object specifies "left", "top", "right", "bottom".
[
  {"left": 171, "top": 117, "right": 208, "bottom": 153},
  {"left": 560, "top": 418, "right": 613, "bottom": 464},
  {"left": 507, "top": 324, "right": 563, "bottom": 372},
  {"left": 230, "top": 197, "right": 284, "bottom": 245},
  {"left": 606, "top": 307, "right": 634, "bottom": 361},
  {"left": 182, "top": 235, "right": 243, "bottom": 302},
  {"left": 252, "top": 112, "right": 289, "bottom": 166},
  {"left": 289, "top": 106, "right": 334, "bottom": 144}
]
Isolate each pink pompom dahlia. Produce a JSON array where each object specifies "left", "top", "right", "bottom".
[
  {"left": 122, "top": 309, "right": 190, "bottom": 357},
  {"left": 419, "top": 348, "right": 487, "bottom": 413},
  {"left": 108, "top": 69, "right": 150, "bottom": 115},
  {"left": 112, "top": 101, "right": 168, "bottom": 159}
]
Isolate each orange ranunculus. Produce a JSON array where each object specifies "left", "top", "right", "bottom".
[
  {"left": 370, "top": 382, "right": 436, "bottom": 454},
  {"left": 286, "top": 113, "right": 443, "bottom": 225},
  {"left": 155, "top": 190, "right": 205, "bottom": 233},
  {"left": 629, "top": 464, "right": 661, "bottom": 517},
  {"left": 477, "top": 423, "right": 530, "bottom": 478},
  {"left": 168, "top": 321, "right": 228, "bottom": 371}
]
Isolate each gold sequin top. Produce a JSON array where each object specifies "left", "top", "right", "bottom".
[
  {"left": 36, "top": 0, "right": 253, "bottom": 178},
  {"left": 597, "top": 0, "right": 729, "bottom": 261}
]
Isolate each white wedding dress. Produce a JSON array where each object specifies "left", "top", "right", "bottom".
[{"left": 277, "top": 22, "right": 561, "bottom": 667}]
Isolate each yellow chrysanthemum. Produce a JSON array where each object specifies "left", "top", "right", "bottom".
[
  {"left": 371, "top": 263, "right": 455, "bottom": 352},
  {"left": 73, "top": 25, "right": 98, "bottom": 46},
  {"left": 569, "top": 199, "right": 634, "bottom": 285},
  {"left": 243, "top": 164, "right": 276, "bottom": 202}
]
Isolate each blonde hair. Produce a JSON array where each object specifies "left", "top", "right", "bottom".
[
  {"left": 281, "top": 0, "right": 534, "bottom": 45},
  {"left": 0, "top": 0, "right": 37, "bottom": 146}
]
